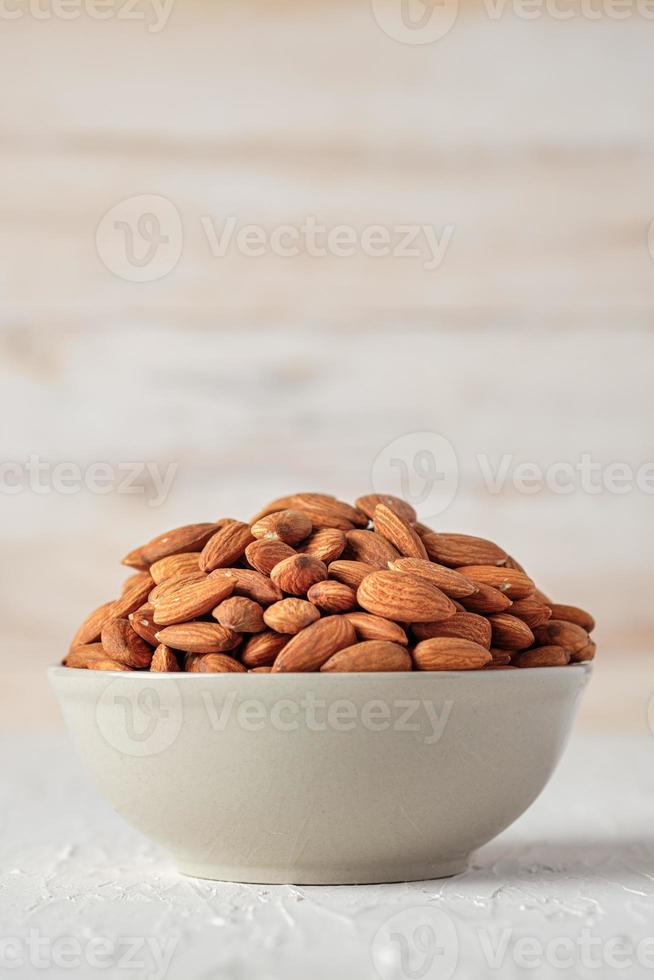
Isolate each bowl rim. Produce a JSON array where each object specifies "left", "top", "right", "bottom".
[{"left": 49, "top": 663, "right": 592, "bottom": 680}]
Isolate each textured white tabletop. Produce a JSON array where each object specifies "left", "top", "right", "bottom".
[{"left": 1, "top": 734, "right": 652, "bottom": 980}]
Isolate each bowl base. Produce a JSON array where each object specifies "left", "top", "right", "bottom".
[{"left": 175, "top": 856, "right": 470, "bottom": 885}]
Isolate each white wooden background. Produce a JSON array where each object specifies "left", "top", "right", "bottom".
[{"left": 1, "top": 2, "right": 653, "bottom": 731}]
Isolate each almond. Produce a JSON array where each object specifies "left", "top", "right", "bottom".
[
  {"left": 101, "top": 619, "right": 153, "bottom": 668},
  {"left": 388, "top": 558, "right": 476, "bottom": 598},
  {"left": 263, "top": 598, "right": 321, "bottom": 634},
  {"left": 245, "top": 538, "right": 296, "bottom": 575},
  {"left": 344, "top": 611, "right": 409, "bottom": 646},
  {"left": 250, "top": 509, "right": 312, "bottom": 545},
  {"left": 211, "top": 568, "right": 283, "bottom": 606},
  {"left": 64, "top": 643, "right": 106, "bottom": 668},
  {"left": 357, "top": 571, "right": 456, "bottom": 623},
  {"left": 532, "top": 620, "right": 590, "bottom": 655},
  {"left": 135, "top": 523, "right": 219, "bottom": 565},
  {"left": 150, "top": 644, "right": 180, "bottom": 672},
  {"left": 299, "top": 528, "right": 346, "bottom": 562},
  {"left": 487, "top": 613, "right": 535, "bottom": 651},
  {"left": 121, "top": 547, "right": 149, "bottom": 571},
  {"left": 149, "top": 552, "right": 200, "bottom": 585},
  {"left": 413, "top": 638, "right": 492, "bottom": 670},
  {"left": 328, "top": 560, "right": 376, "bottom": 589},
  {"left": 546, "top": 603, "right": 595, "bottom": 633},
  {"left": 110, "top": 577, "right": 155, "bottom": 620},
  {"left": 152, "top": 574, "right": 235, "bottom": 626},
  {"left": 513, "top": 646, "right": 570, "bottom": 668},
  {"left": 241, "top": 630, "right": 289, "bottom": 668},
  {"left": 307, "top": 580, "right": 357, "bottom": 613},
  {"left": 355, "top": 493, "right": 417, "bottom": 524},
  {"left": 212, "top": 596, "right": 265, "bottom": 633},
  {"left": 69, "top": 601, "right": 116, "bottom": 649},
  {"left": 421, "top": 532, "right": 507, "bottom": 568},
  {"left": 88, "top": 659, "right": 133, "bottom": 672},
  {"left": 281, "top": 494, "right": 367, "bottom": 531},
  {"left": 490, "top": 649, "right": 512, "bottom": 666},
  {"left": 270, "top": 555, "right": 327, "bottom": 595},
  {"left": 249, "top": 666, "right": 273, "bottom": 673},
  {"left": 121, "top": 571, "right": 152, "bottom": 594},
  {"left": 250, "top": 492, "right": 338, "bottom": 523},
  {"left": 271, "top": 615, "right": 356, "bottom": 672},
  {"left": 412, "top": 611, "right": 492, "bottom": 648},
  {"left": 149, "top": 571, "right": 207, "bottom": 603},
  {"left": 571, "top": 639, "right": 596, "bottom": 663},
  {"left": 509, "top": 596, "right": 552, "bottom": 628},
  {"left": 188, "top": 654, "right": 246, "bottom": 673},
  {"left": 128, "top": 604, "right": 159, "bottom": 645},
  {"left": 459, "top": 583, "right": 513, "bottom": 615},
  {"left": 199, "top": 521, "right": 254, "bottom": 572},
  {"left": 456, "top": 565, "right": 535, "bottom": 599},
  {"left": 321, "top": 640, "right": 412, "bottom": 672},
  {"left": 155, "top": 622, "right": 240, "bottom": 653},
  {"left": 344, "top": 530, "right": 400, "bottom": 568},
  {"left": 373, "top": 504, "right": 427, "bottom": 560}
]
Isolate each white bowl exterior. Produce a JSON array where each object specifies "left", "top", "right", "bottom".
[{"left": 49, "top": 666, "right": 590, "bottom": 884}]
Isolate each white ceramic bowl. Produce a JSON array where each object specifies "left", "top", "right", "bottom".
[{"left": 49, "top": 664, "right": 591, "bottom": 884}]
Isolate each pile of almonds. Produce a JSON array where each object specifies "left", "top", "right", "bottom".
[{"left": 65, "top": 492, "right": 596, "bottom": 673}]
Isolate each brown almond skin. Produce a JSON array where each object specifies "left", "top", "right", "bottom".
[
  {"left": 307, "top": 580, "right": 357, "bottom": 613},
  {"left": 344, "top": 612, "right": 408, "bottom": 646},
  {"left": 282, "top": 495, "right": 367, "bottom": 531},
  {"left": 88, "top": 659, "right": 134, "bottom": 672},
  {"left": 121, "top": 547, "right": 149, "bottom": 571},
  {"left": 459, "top": 583, "right": 513, "bottom": 615},
  {"left": 412, "top": 612, "right": 492, "bottom": 648},
  {"left": 241, "top": 631, "right": 289, "bottom": 668},
  {"left": 200, "top": 521, "right": 255, "bottom": 572},
  {"left": 488, "top": 614, "right": 535, "bottom": 651},
  {"left": 110, "top": 577, "right": 155, "bottom": 620},
  {"left": 149, "top": 571, "right": 207, "bottom": 603},
  {"left": 64, "top": 643, "right": 107, "bottom": 668},
  {"left": 213, "top": 596, "right": 265, "bottom": 633},
  {"left": 155, "top": 622, "right": 240, "bottom": 654},
  {"left": 249, "top": 666, "right": 273, "bottom": 673},
  {"left": 513, "top": 646, "right": 570, "bottom": 668},
  {"left": 457, "top": 565, "right": 535, "bottom": 600},
  {"left": 299, "top": 528, "right": 347, "bottom": 563},
  {"left": 150, "top": 644, "right": 180, "bottom": 672},
  {"left": 421, "top": 532, "right": 507, "bottom": 568},
  {"left": 250, "top": 509, "right": 312, "bottom": 545},
  {"left": 328, "top": 560, "right": 377, "bottom": 589},
  {"left": 344, "top": 530, "right": 400, "bottom": 569},
  {"left": 357, "top": 571, "right": 456, "bottom": 623},
  {"left": 250, "top": 492, "right": 338, "bottom": 524},
  {"left": 149, "top": 553, "right": 200, "bottom": 584},
  {"left": 571, "top": 639, "right": 596, "bottom": 663},
  {"left": 270, "top": 555, "right": 327, "bottom": 595},
  {"left": 263, "top": 599, "right": 320, "bottom": 635},
  {"left": 355, "top": 494, "right": 417, "bottom": 524},
  {"left": 321, "top": 641, "right": 412, "bottom": 672},
  {"left": 532, "top": 620, "right": 589, "bottom": 654},
  {"left": 189, "top": 654, "right": 246, "bottom": 673},
  {"left": 509, "top": 596, "right": 552, "bottom": 629},
  {"left": 490, "top": 649, "right": 512, "bottom": 665},
  {"left": 211, "top": 568, "right": 283, "bottom": 606},
  {"left": 69, "top": 601, "right": 116, "bottom": 649},
  {"left": 245, "top": 538, "right": 296, "bottom": 575},
  {"left": 388, "top": 558, "right": 476, "bottom": 599},
  {"left": 272, "top": 616, "right": 357, "bottom": 672},
  {"left": 137, "top": 523, "right": 219, "bottom": 565},
  {"left": 121, "top": 571, "right": 152, "bottom": 595},
  {"left": 373, "top": 504, "right": 428, "bottom": 560},
  {"left": 128, "top": 604, "right": 159, "bottom": 645},
  {"left": 547, "top": 603, "right": 595, "bottom": 633},
  {"left": 101, "top": 619, "right": 153, "bottom": 669},
  {"left": 413, "top": 638, "right": 492, "bottom": 670},
  {"left": 152, "top": 574, "right": 235, "bottom": 626}
]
